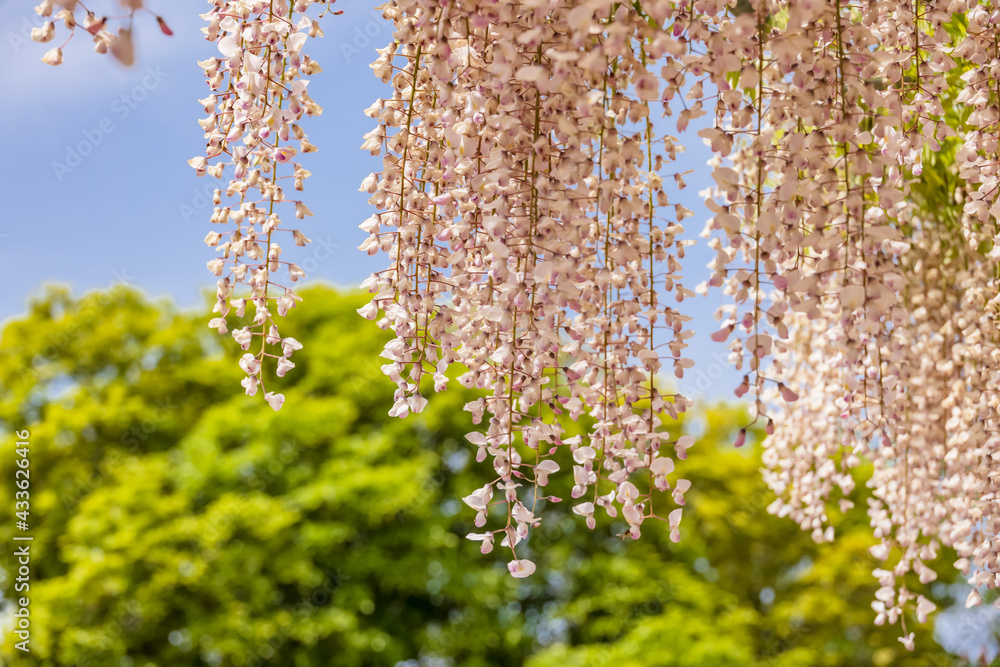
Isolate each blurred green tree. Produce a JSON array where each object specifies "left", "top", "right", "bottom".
[{"left": 0, "top": 286, "right": 977, "bottom": 666}]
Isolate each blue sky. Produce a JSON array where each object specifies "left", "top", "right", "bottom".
[{"left": 0, "top": 0, "right": 738, "bottom": 401}]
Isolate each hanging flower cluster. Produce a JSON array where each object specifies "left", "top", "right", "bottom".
[
  {"left": 36, "top": 0, "right": 1000, "bottom": 648},
  {"left": 190, "top": 0, "right": 332, "bottom": 410},
  {"left": 697, "top": 0, "right": 1000, "bottom": 649},
  {"left": 350, "top": 0, "right": 1000, "bottom": 646},
  {"left": 30, "top": 0, "right": 172, "bottom": 67},
  {"left": 762, "top": 220, "right": 1000, "bottom": 648},
  {"left": 359, "top": 0, "right": 699, "bottom": 577}
]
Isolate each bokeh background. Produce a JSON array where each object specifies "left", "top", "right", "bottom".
[{"left": 0, "top": 1, "right": 997, "bottom": 665}]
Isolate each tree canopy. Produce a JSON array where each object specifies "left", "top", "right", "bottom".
[{"left": 0, "top": 286, "right": 981, "bottom": 665}]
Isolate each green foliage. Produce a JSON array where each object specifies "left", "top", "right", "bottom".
[
  {"left": 0, "top": 286, "right": 977, "bottom": 666},
  {"left": 526, "top": 413, "right": 965, "bottom": 667}
]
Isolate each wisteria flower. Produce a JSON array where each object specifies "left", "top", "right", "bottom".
[{"left": 507, "top": 559, "right": 536, "bottom": 579}]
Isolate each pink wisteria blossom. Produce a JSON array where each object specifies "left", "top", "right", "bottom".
[
  {"left": 187, "top": 0, "right": 326, "bottom": 411},
  {"left": 39, "top": 0, "right": 1000, "bottom": 648}
]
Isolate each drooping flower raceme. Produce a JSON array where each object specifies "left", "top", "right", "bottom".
[
  {"left": 350, "top": 0, "right": 1000, "bottom": 648},
  {"left": 191, "top": 0, "right": 330, "bottom": 410},
  {"left": 359, "top": 0, "right": 699, "bottom": 576},
  {"left": 691, "top": 0, "right": 996, "bottom": 645}
]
